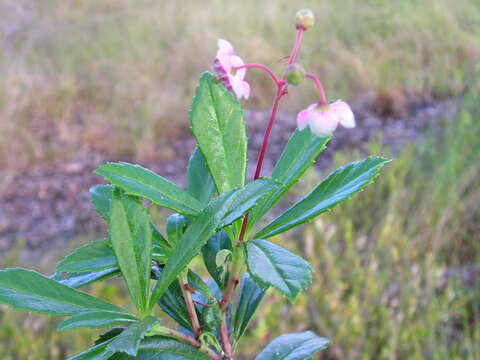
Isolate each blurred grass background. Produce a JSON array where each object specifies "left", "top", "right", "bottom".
[
  {"left": 1, "top": 0, "right": 479, "bottom": 172},
  {"left": 1, "top": 0, "right": 479, "bottom": 359}
]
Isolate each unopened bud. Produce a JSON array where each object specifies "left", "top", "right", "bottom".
[
  {"left": 285, "top": 63, "right": 306, "bottom": 86},
  {"left": 295, "top": 9, "right": 315, "bottom": 30}
]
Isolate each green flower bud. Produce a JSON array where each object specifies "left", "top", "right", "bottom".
[
  {"left": 295, "top": 9, "right": 315, "bottom": 30},
  {"left": 285, "top": 63, "right": 306, "bottom": 86}
]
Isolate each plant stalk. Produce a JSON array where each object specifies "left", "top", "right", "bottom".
[
  {"left": 151, "top": 326, "right": 221, "bottom": 360},
  {"left": 218, "top": 26, "right": 305, "bottom": 359},
  {"left": 179, "top": 273, "right": 201, "bottom": 338}
]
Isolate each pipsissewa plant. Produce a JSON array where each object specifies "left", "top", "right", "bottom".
[{"left": 0, "top": 10, "right": 390, "bottom": 359}]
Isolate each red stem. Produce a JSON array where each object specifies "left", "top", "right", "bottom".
[
  {"left": 288, "top": 28, "right": 304, "bottom": 65},
  {"left": 235, "top": 63, "right": 280, "bottom": 84},
  {"left": 162, "top": 328, "right": 221, "bottom": 360},
  {"left": 253, "top": 86, "right": 284, "bottom": 180},
  {"left": 220, "top": 313, "right": 233, "bottom": 358},
  {"left": 306, "top": 73, "right": 328, "bottom": 105},
  {"left": 180, "top": 278, "right": 201, "bottom": 338}
]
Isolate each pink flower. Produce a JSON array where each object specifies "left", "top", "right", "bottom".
[
  {"left": 297, "top": 100, "right": 355, "bottom": 136},
  {"left": 213, "top": 39, "right": 250, "bottom": 100}
]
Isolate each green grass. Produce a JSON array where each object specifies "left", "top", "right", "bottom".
[{"left": 1, "top": 0, "right": 479, "bottom": 171}]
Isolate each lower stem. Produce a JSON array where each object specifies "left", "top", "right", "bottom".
[
  {"left": 218, "top": 30, "right": 299, "bottom": 356},
  {"left": 179, "top": 273, "right": 201, "bottom": 338},
  {"left": 219, "top": 85, "right": 287, "bottom": 359},
  {"left": 151, "top": 326, "right": 221, "bottom": 360},
  {"left": 220, "top": 312, "right": 233, "bottom": 358}
]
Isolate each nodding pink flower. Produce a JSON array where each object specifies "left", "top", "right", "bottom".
[
  {"left": 297, "top": 100, "right": 355, "bottom": 136},
  {"left": 213, "top": 39, "right": 250, "bottom": 100}
]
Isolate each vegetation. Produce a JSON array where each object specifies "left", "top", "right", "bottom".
[
  {"left": 1, "top": 0, "right": 479, "bottom": 171},
  {"left": 1, "top": 0, "right": 479, "bottom": 359},
  {"left": 2, "top": 83, "right": 479, "bottom": 358}
]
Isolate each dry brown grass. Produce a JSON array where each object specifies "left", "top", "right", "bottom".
[{"left": 1, "top": 0, "right": 479, "bottom": 174}]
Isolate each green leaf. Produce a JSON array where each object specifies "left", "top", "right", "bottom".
[
  {"left": 190, "top": 72, "right": 247, "bottom": 194},
  {"left": 219, "top": 178, "right": 280, "bottom": 228},
  {"left": 152, "top": 223, "right": 172, "bottom": 250},
  {"left": 187, "top": 270, "right": 214, "bottom": 301},
  {"left": 90, "top": 185, "right": 114, "bottom": 222},
  {"left": 187, "top": 147, "right": 216, "bottom": 204},
  {"left": 0, "top": 268, "right": 127, "bottom": 315},
  {"left": 245, "top": 240, "right": 311, "bottom": 303},
  {"left": 255, "top": 331, "right": 330, "bottom": 360},
  {"left": 248, "top": 128, "right": 330, "bottom": 230},
  {"left": 256, "top": 157, "right": 391, "bottom": 238},
  {"left": 201, "top": 231, "right": 232, "bottom": 289},
  {"left": 59, "top": 268, "right": 120, "bottom": 289},
  {"left": 107, "top": 316, "right": 159, "bottom": 356},
  {"left": 69, "top": 340, "right": 114, "bottom": 360},
  {"left": 152, "top": 244, "right": 172, "bottom": 265},
  {"left": 95, "top": 328, "right": 125, "bottom": 345},
  {"left": 108, "top": 336, "right": 211, "bottom": 359},
  {"left": 149, "top": 190, "right": 239, "bottom": 307},
  {"left": 58, "top": 311, "right": 137, "bottom": 331},
  {"left": 56, "top": 240, "right": 117, "bottom": 273},
  {"left": 95, "top": 162, "right": 203, "bottom": 216},
  {"left": 233, "top": 273, "right": 267, "bottom": 341},
  {"left": 92, "top": 184, "right": 171, "bottom": 251},
  {"left": 110, "top": 190, "right": 152, "bottom": 315},
  {"left": 166, "top": 214, "right": 189, "bottom": 245},
  {"left": 158, "top": 279, "right": 192, "bottom": 331}
]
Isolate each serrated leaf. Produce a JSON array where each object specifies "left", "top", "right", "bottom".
[
  {"left": 219, "top": 178, "right": 280, "bottom": 228},
  {"left": 107, "top": 316, "right": 159, "bottom": 356},
  {"left": 69, "top": 340, "right": 114, "bottom": 360},
  {"left": 246, "top": 240, "right": 311, "bottom": 303},
  {"left": 158, "top": 279, "right": 192, "bottom": 331},
  {"left": 152, "top": 223, "right": 172, "bottom": 250},
  {"left": 201, "top": 231, "right": 232, "bottom": 289},
  {"left": 256, "top": 331, "right": 330, "bottom": 360},
  {"left": 58, "top": 311, "right": 137, "bottom": 331},
  {"left": 166, "top": 213, "right": 189, "bottom": 245},
  {"left": 90, "top": 185, "right": 114, "bottom": 222},
  {"left": 149, "top": 189, "right": 241, "bottom": 307},
  {"left": 0, "top": 268, "right": 127, "bottom": 315},
  {"left": 190, "top": 72, "right": 247, "bottom": 194},
  {"left": 59, "top": 268, "right": 120, "bottom": 289},
  {"left": 95, "top": 328, "right": 125, "bottom": 345},
  {"left": 95, "top": 162, "right": 203, "bottom": 216},
  {"left": 56, "top": 240, "right": 117, "bottom": 273},
  {"left": 187, "top": 147, "right": 216, "bottom": 204},
  {"left": 248, "top": 128, "right": 330, "bottom": 230},
  {"left": 187, "top": 270, "right": 213, "bottom": 301},
  {"left": 91, "top": 183, "right": 171, "bottom": 252},
  {"left": 108, "top": 336, "right": 211, "bottom": 359},
  {"left": 233, "top": 273, "right": 267, "bottom": 341},
  {"left": 152, "top": 244, "right": 172, "bottom": 265},
  {"left": 110, "top": 190, "right": 152, "bottom": 315},
  {"left": 256, "top": 157, "right": 391, "bottom": 238}
]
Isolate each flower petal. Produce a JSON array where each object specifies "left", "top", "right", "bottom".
[
  {"left": 228, "top": 75, "right": 249, "bottom": 99},
  {"left": 216, "top": 50, "right": 232, "bottom": 73},
  {"left": 241, "top": 80, "right": 250, "bottom": 99},
  {"left": 309, "top": 109, "right": 338, "bottom": 136},
  {"left": 331, "top": 100, "right": 355, "bottom": 128},
  {"left": 230, "top": 55, "right": 246, "bottom": 79},
  {"left": 217, "top": 39, "right": 234, "bottom": 54},
  {"left": 297, "top": 107, "right": 314, "bottom": 130}
]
